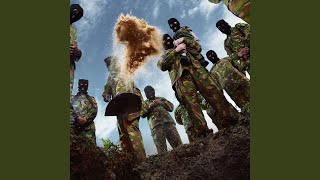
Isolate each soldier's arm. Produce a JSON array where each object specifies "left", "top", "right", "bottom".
[
  {"left": 102, "top": 76, "right": 113, "bottom": 100},
  {"left": 87, "top": 97, "right": 98, "bottom": 122},
  {"left": 160, "top": 97, "right": 174, "bottom": 112},
  {"left": 183, "top": 38, "right": 202, "bottom": 52},
  {"left": 174, "top": 106, "right": 183, "bottom": 125},
  {"left": 141, "top": 101, "right": 151, "bottom": 118},
  {"left": 73, "top": 32, "right": 82, "bottom": 62},
  {"left": 157, "top": 49, "right": 178, "bottom": 71},
  {"left": 237, "top": 23, "right": 250, "bottom": 41}
]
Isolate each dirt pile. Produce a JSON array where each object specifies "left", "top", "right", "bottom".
[
  {"left": 136, "top": 114, "right": 250, "bottom": 180},
  {"left": 70, "top": 114, "right": 250, "bottom": 179}
]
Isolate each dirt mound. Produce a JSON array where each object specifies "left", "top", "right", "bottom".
[
  {"left": 70, "top": 114, "right": 250, "bottom": 179},
  {"left": 136, "top": 114, "right": 250, "bottom": 180}
]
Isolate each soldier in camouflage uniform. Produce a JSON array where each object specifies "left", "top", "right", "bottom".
[
  {"left": 208, "top": 0, "right": 250, "bottom": 24},
  {"left": 168, "top": 18, "right": 209, "bottom": 67},
  {"left": 70, "top": 4, "right": 83, "bottom": 96},
  {"left": 102, "top": 56, "right": 146, "bottom": 161},
  {"left": 174, "top": 104, "right": 196, "bottom": 143},
  {"left": 206, "top": 50, "right": 250, "bottom": 114},
  {"left": 70, "top": 79, "right": 98, "bottom": 145},
  {"left": 158, "top": 34, "right": 239, "bottom": 139},
  {"left": 216, "top": 19, "right": 250, "bottom": 75},
  {"left": 141, "top": 86, "right": 182, "bottom": 153}
]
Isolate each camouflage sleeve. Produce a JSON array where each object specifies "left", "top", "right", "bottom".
[
  {"left": 208, "top": 0, "right": 222, "bottom": 4},
  {"left": 224, "top": 39, "right": 238, "bottom": 61},
  {"left": 157, "top": 49, "right": 178, "bottom": 71},
  {"left": 184, "top": 38, "right": 202, "bottom": 52},
  {"left": 174, "top": 105, "right": 183, "bottom": 125},
  {"left": 70, "top": 103, "right": 79, "bottom": 119},
  {"left": 141, "top": 101, "right": 151, "bottom": 118},
  {"left": 87, "top": 96, "right": 98, "bottom": 122},
  {"left": 102, "top": 76, "right": 113, "bottom": 98},
  {"left": 160, "top": 97, "right": 174, "bottom": 112},
  {"left": 237, "top": 23, "right": 250, "bottom": 42},
  {"left": 73, "top": 30, "right": 81, "bottom": 62}
]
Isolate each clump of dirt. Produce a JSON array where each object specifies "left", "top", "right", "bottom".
[{"left": 114, "top": 14, "right": 162, "bottom": 76}]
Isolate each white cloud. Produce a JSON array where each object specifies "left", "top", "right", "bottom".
[
  {"left": 153, "top": 0, "right": 160, "bottom": 19},
  {"left": 180, "top": 10, "right": 187, "bottom": 19},
  {"left": 187, "top": 0, "right": 219, "bottom": 20},
  {"left": 74, "top": 0, "right": 110, "bottom": 44}
]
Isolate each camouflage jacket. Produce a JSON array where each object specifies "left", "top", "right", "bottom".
[
  {"left": 210, "top": 57, "right": 249, "bottom": 88},
  {"left": 174, "top": 104, "right": 192, "bottom": 130},
  {"left": 173, "top": 26, "right": 203, "bottom": 61},
  {"left": 141, "top": 97, "right": 175, "bottom": 130},
  {"left": 157, "top": 48, "right": 202, "bottom": 86},
  {"left": 224, "top": 23, "right": 250, "bottom": 71},
  {"left": 103, "top": 69, "right": 143, "bottom": 121},
  {"left": 70, "top": 25, "right": 80, "bottom": 70},
  {"left": 70, "top": 92, "right": 98, "bottom": 128},
  {"left": 209, "top": 0, "right": 250, "bottom": 23}
]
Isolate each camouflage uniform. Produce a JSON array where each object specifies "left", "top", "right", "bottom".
[
  {"left": 210, "top": 57, "right": 250, "bottom": 113},
  {"left": 209, "top": 0, "right": 250, "bottom": 24},
  {"left": 173, "top": 26, "right": 204, "bottom": 62},
  {"left": 141, "top": 97, "right": 182, "bottom": 153},
  {"left": 70, "top": 25, "right": 80, "bottom": 96},
  {"left": 70, "top": 92, "right": 98, "bottom": 144},
  {"left": 224, "top": 23, "right": 250, "bottom": 74},
  {"left": 174, "top": 104, "right": 196, "bottom": 143},
  {"left": 158, "top": 48, "right": 239, "bottom": 138},
  {"left": 103, "top": 68, "right": 146, "bottom": 160}
]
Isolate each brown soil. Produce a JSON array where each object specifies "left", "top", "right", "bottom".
[{"left": 71, "top": 114, "right": 250, "bottom": 180}]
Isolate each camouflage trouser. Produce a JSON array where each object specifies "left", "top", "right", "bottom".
[
  {"left": 239, "top": 1, "right": 250, "bottom": 24},
  {"left": 225, "top": 76, "right": 250, "bottom": 113},
  {"left": 151, "top": 122, "right": 182, "bottom": 154},
  {"left": 70, "top": 65, "right": 75, "bottom": 97},
  {"left": 186, "top": 127, "right": 197, "bottom": 143},
  {"left": 118, "top": 118, "right": 146, "bottom": 161},
  {"left": 175, "top": 66, "right": 239, "bottom": 137},
  {"left": 72, "top": 123, "right": 97, "bottom": 145}
]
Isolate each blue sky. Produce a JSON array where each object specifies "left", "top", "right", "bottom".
[{"left": 70, "top": 0, "right": 247, "bottom": 156}]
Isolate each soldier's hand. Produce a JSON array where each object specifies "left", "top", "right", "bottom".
[
  {"left": 175, "top": 43, "right": 186, "bottom": 52},
  {"left": 76, "top": 117, "right": 87, "bottom": 125},
  {"left": 174, "top": 37, "right": 184, "bottom": 46},
  {"left": 238, "top": 47, "right": 250, "bottom": 58},
  {"left": 103, "top": 93, "right": 111, "bottom": 102},
  {"left": 70, "top": 44, "right": 82, "bottom": 59}
]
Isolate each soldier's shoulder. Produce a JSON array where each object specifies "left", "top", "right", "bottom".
[{"left": 235, "top": 23, "right": 249, "bottom": 28}]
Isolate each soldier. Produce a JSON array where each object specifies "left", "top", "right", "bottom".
[
  {"left": 206, "top": 50, "right": 250, "bottom": 114},
  {"left": 102, "top": 56, "right": 146, "bottom": 161},
  {"left": 208, "top": 0, "right": 250, "bottom": 24},
  {"left": 141, "top": 85, "right": 182, "bottom": 153},
  {"left": 167, "top": 18, "right": 209, "bottom": 67},
  {"left": 70, "top": 4, "right": 83, "bottom": 96},
  {"left": 70, "top": 79, "right": 98, "bottom": 145},
  {"left": 216, "top": 19, "right": 250, "bottom": 75},
  {"left": 158, "top": 34, "right": 239, "bottom": 139}
]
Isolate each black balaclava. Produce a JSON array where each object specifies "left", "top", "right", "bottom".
[
  {"left": 206, "top": 50, "right": 220, "bottom": 64},
  {"left": 168, "top": 18, "right": 181, "bottom": 33},
  {"left": 78, "top": 79, "right": 88, "bottom": 94},
  {"left": 162, "top": 34, "right": 174, "bottom": 50},
  {"left": 144, "top": 86, "right": 155, "bottom": 100},
  {"left": 70, "top": 4, "right": 84, "bottom": 24},
  {"left": 216, "top": 19, "right": 231, "bottom": 35}
]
